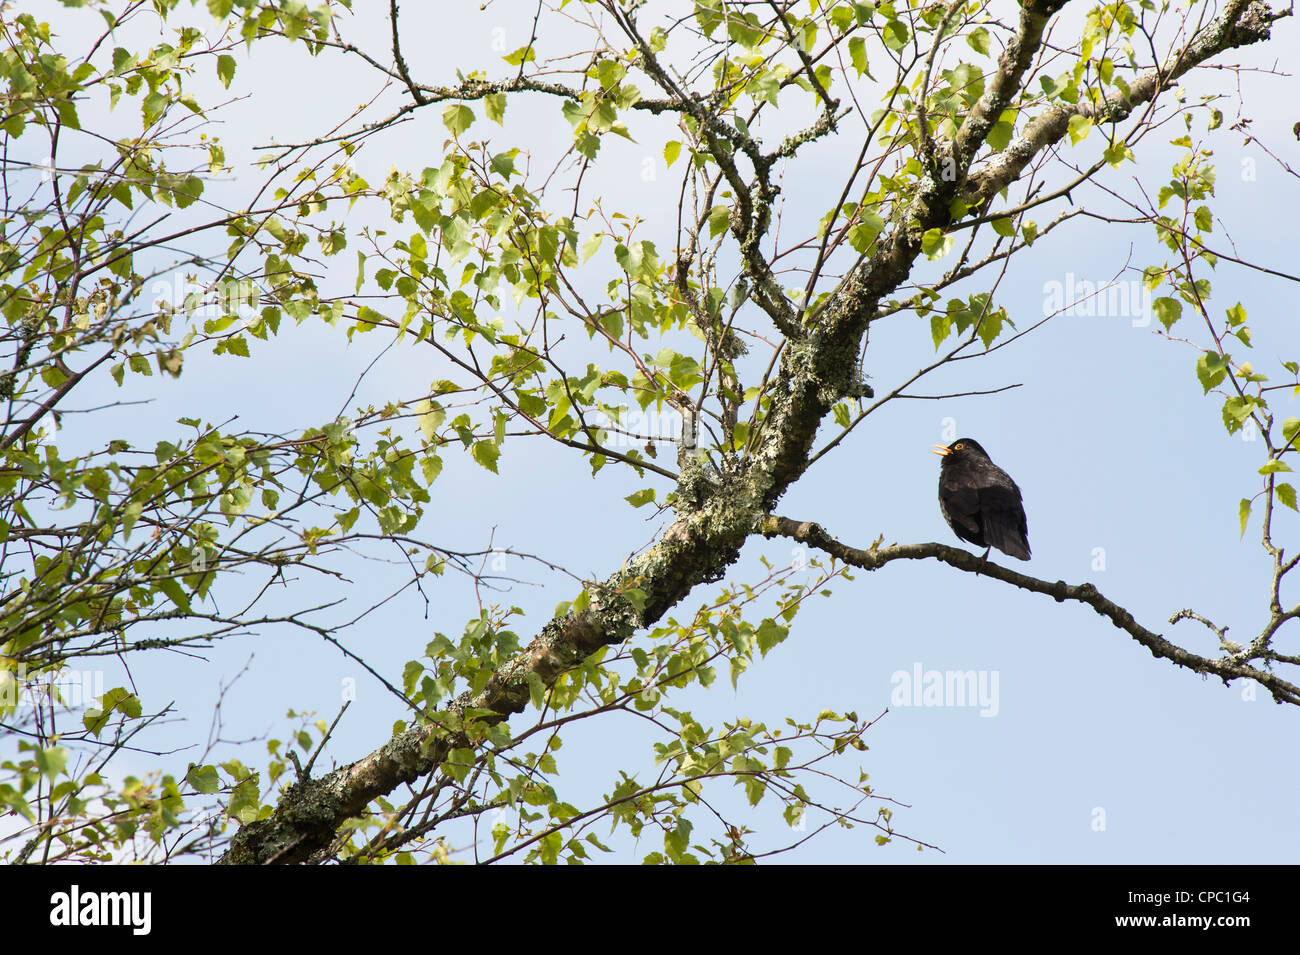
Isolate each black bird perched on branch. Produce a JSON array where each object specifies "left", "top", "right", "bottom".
[{"left": 931, "top": 438, "right": 1031, "bottom": 561}]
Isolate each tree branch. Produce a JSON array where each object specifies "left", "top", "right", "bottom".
[
  {"left": 967, "top": 0, "right": 1280, "bottom": 204},
  {"left": 758, "top": 515, "right": 1300, "bottom": 707}
]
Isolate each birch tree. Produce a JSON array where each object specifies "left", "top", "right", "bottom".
[{"left": 1, "top": 0, "right": 1294, "bottom": 864}]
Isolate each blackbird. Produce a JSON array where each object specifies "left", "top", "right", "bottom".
[{"left": 931, "top": 438, "right": 1030, "bottom": 561}]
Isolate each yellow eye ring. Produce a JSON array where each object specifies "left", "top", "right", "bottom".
[{"left": 953, "top": 442, "right": 964, "bottom": 450}]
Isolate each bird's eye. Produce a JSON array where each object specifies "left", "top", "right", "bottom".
[{"left": 954, "top": 442, "right": 964, "bottom": 450}]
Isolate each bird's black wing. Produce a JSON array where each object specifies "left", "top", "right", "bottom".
[
  {"left": 978, "top": 481, "right": 1030, "bottom": 560},
  {"left": 939, "top": 484, "right": 984, "bottom": 546}
]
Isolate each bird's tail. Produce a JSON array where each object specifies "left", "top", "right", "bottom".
[{"left": 986, "top": 524, "right": 1031, "bottom": 561}]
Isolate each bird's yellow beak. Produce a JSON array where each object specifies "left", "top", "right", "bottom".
[{"left": 931, "top": 444, "right": 952, "bottom": 456}]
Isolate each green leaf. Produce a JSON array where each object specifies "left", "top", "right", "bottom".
[
  {"left": 490, "top": 151, "right": 516, "bottom": 178},
  {"left": 976, "top": 308, "right": 1007, "bottom": 349},
  {"left": 525, "top": 671, "right": 548, "bottom": 709},
  {"left": 882, "top": 20, "right": 908, "bottom": 52},
  {"left": 484, "top": 92, "right": 507, "bottom": 124},
  {"left": 986, "top": 120, "right": 1014, "bottom": 152},
  {"left": 849, "top": 36, "right": 870, "bottom": 75},
  {"left": 847, "top": 211, "right": 885, "bottom": 253},
  {"left": 471, "top": 440, "right": 500, "bottom": 473},
  {"left": 1281, "top": 417, "right": 1300, "bottom": 450},
  {"left": 35, "top": 746, "right": 68, "bottom": 780},
  {"left": 1221, "top": 396, "right": 1256, "bottom": 434},
  {"left": 921, "top": 228, "right": 952, "bottom": 260},
  {"left": 1152, "top": 297, "right": 1182, "bottom": 330},
  {"left": 504, "top": 45, "right": 536, "bottom": 66},
  {"left": 625, "top": 488, "right": 656, "bottom": 508},
  {"left": 930, "top": 313, "right": 951, "bottom": 349},
  {"left": 1277, "top": 483, "right": 1297, "bottom": 512},
  {"left": 1238, "top": 497, "right": 1251, "bottom": 537},
  {"left": 0, "top": 788, "right": 34, "bottom": 823},
  {"left": 186, "top": 764, "right": 221, "bottom": 795},
  {"left": 707, "top": 205, "right": 731, "bottom": 238},
  {"left": 1067, "top": 115, "right": 1093, "bottom": 144},
  {"left": 216, "top": 54, "right": 236, "bottom": 89},
  {"left": 664, "top": 140, "right": 682, "bottom": 167},
  {"left": 1103, "top": 143, "right": 1134, "bottom": 168},
  {"left": 442, "top": 104, "right": 475, "bottom": 135},
  {"left": 357, "top": 305, "right": 388, "bottom": 328},
  {"left": 755, "top": 619, "right": 788, "bottom": 655},
  {"left": 158, "top": 577, "right": 192, "bottom": 614},
  {"left": 142, "top": 90, "right": 167, "bottom": 127},
  {"left": 1195, "top": 352, "right": 1228, "bottom": 393},
  {"left": 579, "top": 233, "right": 603, "bottom": 263},
  {"left": 622, "top": 588, "right": 647, "bottom": 613},
  {"left": 416, "top": 400, "right": 445, "bottom": 441}
]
